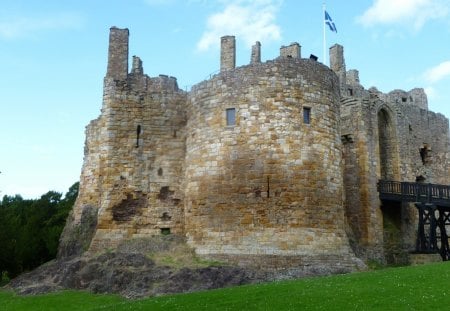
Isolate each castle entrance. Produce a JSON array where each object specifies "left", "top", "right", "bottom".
[
  {"left": 378, "top": 108, "right": 405, "bottom": 263},
  {"left": 380, "top": 200, "right": 406, "bottom": 265}
]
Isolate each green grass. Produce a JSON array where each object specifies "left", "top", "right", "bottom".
[{"left": 1, "top": 262, "right": 450, "bottom": 310}]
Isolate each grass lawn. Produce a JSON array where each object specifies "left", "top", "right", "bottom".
[{"left": 1, "top": 262, "right": 449, "bottom": 310}]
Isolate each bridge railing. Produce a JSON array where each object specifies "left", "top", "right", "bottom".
[{"left": 378, "top": 180, "right": 450, "bottom": 206}]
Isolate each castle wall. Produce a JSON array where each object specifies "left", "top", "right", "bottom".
[
  {"left": 394, "top": 101, "right": 450, "bottom": 184},
  {"left": 88, "top": 74, "right": 187, "bottom": 251},
  {"left": 341, "top": 97, "right": 384, "bottom": 259},
  {"left": 340, "top": 83, "right": 450, "bottom": 261},
  {"left": 184, "top": 58, "right": 355, "bottom": 261},
  {"left": 330, "top": 44, "right": 346, "bottom": 91},
  {"left": 279, "top": 43, "right": 301, "bottom": 59},
  {"left": 106, "top": 27, "right": 129, "bottom": 81},
  {"left": 61, "top": 27, "right": 450, "bottom": 268},
  {"left": 220, "top": 36, "right": 236, "bottom": 72},
  {"left": 65, "top": 29, "right": 188, "bottom": 253}
]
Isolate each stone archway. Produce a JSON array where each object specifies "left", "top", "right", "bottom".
[
  {"left": 378, "top": 107, "right": 406, "bottom": 264},
  {"left": 377, "top": 108, "right": 400, "bottom": 180}
]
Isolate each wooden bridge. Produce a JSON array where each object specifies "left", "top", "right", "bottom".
[{"left": 378, "top": 180, "right": 450, "bottom": 261}]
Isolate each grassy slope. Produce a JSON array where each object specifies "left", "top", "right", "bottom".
[{"left": 1, "top": 262, "right": 449, "bottom": 310}]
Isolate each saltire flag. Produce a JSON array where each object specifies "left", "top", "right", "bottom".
[{"left": 325, "top": 10, "right": 337, "bottom": 33}]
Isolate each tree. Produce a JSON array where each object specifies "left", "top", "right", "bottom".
[{"left": 0, "top": 182, "right": 79, "bottom": 279}]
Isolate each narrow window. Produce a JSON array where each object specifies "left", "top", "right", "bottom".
[
  {"left": 160, "top": 228, "right": 171, "bottom": 235},
  {"left": 303, "top": 107, "right": 311, "bottom": 124},
  {"left": 419, "top": 145, "right": 430, "bottom": 165},
  {"left": 136, "top": 125, "right": 141, "bottom": 148},
  {"left": 226, "top": 108, "right": 236, "bottom": 126}
]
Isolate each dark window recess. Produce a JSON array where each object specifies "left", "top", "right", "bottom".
[
  {"left": 303, "top": 107, "right": 311, "bottom": 124},
  {"left": 416, "top": 175, "right": 426, "bottom": 183},
  {"left": 419, "top": 145, "right": 430, "bottom": 165},
  {"left": 158, "top": 167, "right": 163, "bottom": 176},
  {"left": 226, "top": 108, "right": 236, "bottom": 126},
  {"left": 254, "top": 188, "right": 261, "bottom": 198},
  {"left": 160, "top": 228, "right": 171, "bottom": 235},
  {"left": 402, "top": 97, "right": 407, "bottom": 103},
  {"left": 161, "top": 212, "right": 172, "bottom": 221},
  {"left": 136, "top": 125, "right": 142, "bottom": 148},
  {"left": 348, "top": 88, "right": 353, "bottom": 96},
  {"left": 158, "top": 186, "right": 174, "bottom": 201}
]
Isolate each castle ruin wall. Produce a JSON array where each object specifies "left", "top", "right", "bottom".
[
  {"left": 60, "top": 26, "right": 450, "bottom": 267},
  {"left": 185, "top": 58, "right": 356, "bottom": 263}
]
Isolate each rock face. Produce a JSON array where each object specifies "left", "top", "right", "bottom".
[
  {"left": 8, "top": 241, "right": 255, "bottom": 298},
  {"left": 60, "top": 26, "right": 450, "bottom": 276},
  {"left": 8, "top": 236, "right": 361, "bottom": 298}
]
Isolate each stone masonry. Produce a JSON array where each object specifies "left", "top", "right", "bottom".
[{"left": 59, "top": 27, "right": 450, "bottom": 271}]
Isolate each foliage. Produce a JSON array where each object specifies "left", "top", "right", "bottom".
[
  {"left": 0, "top": 183, "right": 78, "bottom": 280},
  {"left": 1, "top": 262, "right": 450, "bottom": 310}
]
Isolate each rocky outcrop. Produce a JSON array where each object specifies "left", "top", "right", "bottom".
[
  {"left": 57, "top": 205, "right": 98, "bottom": 258},
  {"left": 8, "top": 236, "right": 364, "bottom": 298},
  {"left": 8, "top": 252, "right": 254, "bottom": 298},
  {"left": 9, "top": 237, "right": 259, "bottom": 298}
]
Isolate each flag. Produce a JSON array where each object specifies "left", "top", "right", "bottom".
[{"left": 325, "top": 10, "right": 337, "bottom": 33}]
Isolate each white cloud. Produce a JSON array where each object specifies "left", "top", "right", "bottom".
[
  {"left": 197, "top": 0, "right": 282, "bottom": 52},
  {"left": 357, "top": 0, "right": 449, "bottom": 30},
  {"left": 0, "top": 13, "right": 84, "bottom": 39},
  {"left": 424, "top": 61, "right": 450, "bottom": 83}
]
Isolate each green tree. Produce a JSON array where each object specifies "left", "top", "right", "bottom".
[{"left": 0, "top": 182, "right": 79, "bottom": 280}]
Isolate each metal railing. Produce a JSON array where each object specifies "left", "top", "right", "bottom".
[{"left": 378, "top": 180, "right": 450, "bottom": 206}]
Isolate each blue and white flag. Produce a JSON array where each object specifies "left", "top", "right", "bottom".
[{"left": 325, "top": 10, "right": 337, "bottom": 33}]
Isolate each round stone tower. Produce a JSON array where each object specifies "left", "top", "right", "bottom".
[{"left": 185, "top": 55, "right": 358, "bottom": 270}]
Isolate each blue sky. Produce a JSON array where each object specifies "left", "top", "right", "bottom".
[{"left": 1, "top": 0, "right": 450, "bottom": 198}]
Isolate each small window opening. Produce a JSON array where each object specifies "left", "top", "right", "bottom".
[
  {"left": 303, "top": 107, "right": 311, "bottom": 124},
  {"left": 158, "top": 167, "right": 163, "bottom": 176},
  {"left": 416, "top": 175, "right": 426, "bottom": 183},
  {"left": 348, "top": 88, "right": 353, "bottom": 96},
  {"left": 136, "top": 125, "right": 142, "bottom": 148},
  {"left": 226, "top": 108, "right": 236, "bottom": 126},
  {"left": 160, "top": 228, "right": 171, "bottom": 235},
  {"left": 402, "top": 97, "right": 407, "bottom": 103},
  {"left": 254, "top": 188, "right": 261, "bottom": 198},
  {"left": 158, "top": 186, "right": 174, "bottom": 200},
  {"left": 161, "top": 212, "right": 172, "bottom": 221},
  {"left": 419, "top": 145, "right": 430, "bottom": 165}
]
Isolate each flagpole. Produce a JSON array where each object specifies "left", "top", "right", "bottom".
[{"left": 323, "top": 3, "right": 326, "bottom": 66}]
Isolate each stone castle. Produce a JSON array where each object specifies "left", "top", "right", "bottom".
[{"left": 59, "top": 27, "right": 450, "bottom": 272}]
